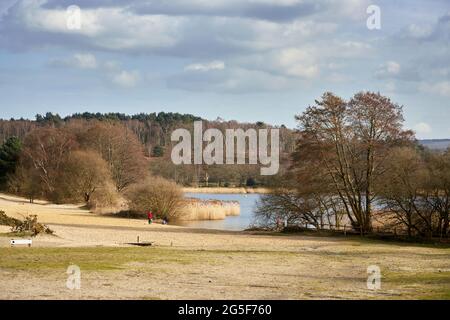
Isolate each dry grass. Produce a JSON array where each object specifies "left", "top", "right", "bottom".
[
  {"left": 0, "top": 240, "right": 449, "bottom": 300},
  {"left": 179, "top": 198, "right": 240, "bottom": 221},
  {"left": 0, "top": 192, "right": 449, "bottom": 300}
]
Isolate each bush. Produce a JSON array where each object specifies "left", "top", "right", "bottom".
[
  {"left": 11, "top": 215, "right": 54, "bottom": 236},
  {"left": 0, "top": 211, "right": 53, "bottom": 237},
  {"left": 87, "top": 181, "right": 122, "bottom": 212},
  {"left": 246, "top": 177, "right": 256, "bottom": 187},
  {"left": 0, "top": 210, "right": 21, "bottom": 226},
  {"left": 125, "top": 177, "right": 183, "bottom": 220}
]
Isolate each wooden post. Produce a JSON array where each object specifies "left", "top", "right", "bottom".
[{"left": 137, "top": 236, "right": 140, "bottom": 243}]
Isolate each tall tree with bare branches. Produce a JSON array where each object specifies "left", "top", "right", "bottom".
[{"left": 293, "top": 92, "right": 413, "bottom": 233}]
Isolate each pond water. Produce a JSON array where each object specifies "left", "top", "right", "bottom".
[{"left": 175, "top": 193, "right": 262, "bottom": 231}]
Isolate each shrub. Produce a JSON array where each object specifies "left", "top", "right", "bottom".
[
  {"left": 0, "top": 210, "right": 21, "bottom": 226},
  {"left": 11, "top": 215, "right": 54, "bottom": 236},
  {"left": 246, "top": 177, "right": 256, "bottom": 187},
  {"left": 0, "top": 211, "right": 53, "bottom": 237},
  {"left": 125, "top": 177, "right": 184, "bottom": 220},
  {"left": 87, "top": 181, "right": 122, "bottom": 212}
]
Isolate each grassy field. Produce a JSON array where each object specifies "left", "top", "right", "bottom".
[{"left": 1, "top": 241, "right": 449, "bottom": 300}]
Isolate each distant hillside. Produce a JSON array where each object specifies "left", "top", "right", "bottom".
[{"left": 419, "top": 139, "right": 450, "bottom": 150}]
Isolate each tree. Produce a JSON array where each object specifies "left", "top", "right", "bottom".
[
  {"left": 378, "top": 147, "right": 450, "bottom": 238},
  {"left": 20, "top": 128, "right": 78, "bottom": 196},
  {"left": 152, "top": 145, "right": 165, "bottom": 157},
  {"left": 8, "top": 166, "right": 42, "bottom": 203},
  {"left": 293, "top": 92, "right": 413, "bottom": 233},
  {"left": 424, "top": 150, "right": 450, "bottom": 237},
  {"left": 378, "top": 147, "right": 431, "bottom": 237},
  {"left": 255, "top": 161, "right": 345, "bottom": 230},
  {"left": 53, "top": 150, "right": 116, "bottom": 204},
  {"left": 79, "top": 123, "right": 147, "bottom": 192},
  {"left": 0, "top": 136, "right": 21, "bottom": 188}
]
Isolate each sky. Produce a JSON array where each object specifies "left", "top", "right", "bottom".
[{"left": 0, "top": 0, "right": 449, "bottom": 138}]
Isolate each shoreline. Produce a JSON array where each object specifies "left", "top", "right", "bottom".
[{"left": 183, "top": 187, "right": 271, "bottom": 194}]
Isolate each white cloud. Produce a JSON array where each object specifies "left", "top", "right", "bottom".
[
  {"left": 49, "top": 52, "right": 97, "bottom": 69},
  {"left": 375, "top": 61, "right": 401, "bottom": 77},
  {"left": 414, "top": 122, "right": 432, "bottom": 135},
  {"left": 13, "top": 1, "right": 183, "bottom": 51},
  {"left": 432, "top": 67, "right": 450, "bottom": 77},
  {"left": 282, "top": 20, "right": 337, "bottom": 38},
  {"left": 273, "top": 47, "right": 319, "bottom": 78},
  {"left": 386, "top": 61, "right": 401, "bottom": 75},
  {"left": 111, "top": 70, "right": 140, "bottom": 88},
  {"left": 420, "top": 81, "right": 450, "bottom": 97},
  {"left": 168, "top": 66, "right": 295, "bottom": 93},
  {"left": 184, "top": 61, "right": 225, "bottom": 72},
  {"left": 72, "top": 53, "right": 97, "bottom": 69},
  {"left": 50, "top": 52, "right": 140, "bottom": 88},
  {"left": 0, "top": 0, "right": 446, "bottom": 100},
  {"left": 407, "top": 24, "right": 434, "bottom": 39}
]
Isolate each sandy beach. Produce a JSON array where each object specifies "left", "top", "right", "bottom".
[{"left": 0, "top": 193, "right": 449, "bottom": 300}]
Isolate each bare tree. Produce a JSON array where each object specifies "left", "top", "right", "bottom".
[
  {"left": 79, "top": 123, "right": 147, "bottom": 192},
  {"left": 20, "top": 127, "right": 78, "bottom": 195},
  {"left": 423, "top": 150, "right": 450, "bottom": 237},
  {"left": 293, "top": 92, "right": 413, "bottom": 233},
  {"left": 378, "top": 147, "right": 432, "bottom": 237},
  {"left": 54, "top": 150, "right": 116, "bottom": 204}
]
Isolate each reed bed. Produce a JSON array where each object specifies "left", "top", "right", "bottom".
[
  {"left": 183, "top": 187, "right": 271, "bottom": 194},
  {"left": 178, "top": 198, "right": 240, "bottom": 221}
]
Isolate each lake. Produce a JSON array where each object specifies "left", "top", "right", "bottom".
[{"left": 175, "top": 193, "right": 262, "bottom": 231}]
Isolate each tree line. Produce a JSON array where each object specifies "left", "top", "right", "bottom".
[{"left": 0, "top": 112, "right": 296, "bottom": 187}]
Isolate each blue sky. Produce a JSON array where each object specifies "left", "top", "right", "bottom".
[{"left": 0, "top": 0, "right": 449, "bottom": 138}]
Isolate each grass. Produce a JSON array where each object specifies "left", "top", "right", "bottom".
[
  {"left": 1, "top": 244, "right": 449, "bottom": 299},
  {"left": 384, "top": 271, "right": 450, "bottom": 300},
  {"left": 0, "top": 247, "right": 224, "bottom": 272},
  {"left": 180, "top": 199, "right": 240, "bottom": 220}
]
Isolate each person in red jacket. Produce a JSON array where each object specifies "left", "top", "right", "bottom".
[{"left": 147, "top": 211, "right": 153, "bottom": 224}]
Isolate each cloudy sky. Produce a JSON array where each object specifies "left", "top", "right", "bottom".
[{"left": 0, "top": 0, "right": 449, "bottom": 138}]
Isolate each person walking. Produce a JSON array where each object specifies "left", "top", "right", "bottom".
[{"left": 147, "top": 211, "right": 153, "bottom": 225}]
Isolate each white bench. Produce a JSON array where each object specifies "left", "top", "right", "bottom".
[{"left": 10, "top": 239, "right": 32, "bottom": 247}]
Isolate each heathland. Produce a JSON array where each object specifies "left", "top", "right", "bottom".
[{"left": 0, "top": 193, "right": 449, "bottom": 300}]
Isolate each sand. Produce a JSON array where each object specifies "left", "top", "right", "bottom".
[{"left": 0, "top": 193, "right": 449, "bottom": 300}]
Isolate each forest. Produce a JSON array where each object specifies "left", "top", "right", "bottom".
[{"left": 0, "top": 111, "right": 295, "bottom": 187}]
